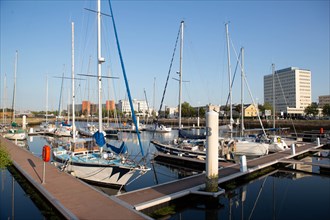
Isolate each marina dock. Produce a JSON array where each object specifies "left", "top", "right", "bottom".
[
  {"left": 0, "top": 135, "right": 327, "bottom": 219},
  {"left": 115, "top": 141, "right": 327, "bottom": 211},
  {"left": 0, "top": 136, "right": 149, "bottom": 220}
]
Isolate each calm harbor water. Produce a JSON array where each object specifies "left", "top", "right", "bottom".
[{"left": 1, "top": 127, "right": 329, "bottom": 219}]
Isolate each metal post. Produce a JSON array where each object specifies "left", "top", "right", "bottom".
[
  {"left": 291, "top": 144, "right": 296, "bottom": 155},
  {"left": 42, "top": 161, "right": 46, "bottom": 184}
]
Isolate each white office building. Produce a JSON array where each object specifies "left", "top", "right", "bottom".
[
  {"left": 264, "top": 67, "right": 311, "bottom": 116},
  {"left": 117, "top": 99, "right": 150, "bottom": 116}
]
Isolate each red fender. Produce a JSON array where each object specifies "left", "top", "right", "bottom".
[{"left": 42, "top": 145, "right": 51, "bottom": 162}]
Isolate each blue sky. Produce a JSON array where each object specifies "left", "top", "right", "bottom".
[{"left": 1, "top": 0, "right": 329, "bottom": 112}]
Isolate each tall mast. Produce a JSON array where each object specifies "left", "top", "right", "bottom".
[
  {"left": 240, "top": 47, "right": 245, "bottom": 136},
  {"left": 178, "top": 20, "right": 184, "bottom": 129},
  {"left": 225, "top": 23, "right": 233, "bottom": 138},
  {"left": 97, "top": 0, "right": 104, "bottom": 132},
  {"left": 71, "top": 22, "right": 76, "bottom": 141},
  {"left": 2, "top": 73, "right": 7, "bottom": 124},
  {"left": 58, "top": 65, "right": 65, "bottom": 119},
  {"left": 272, "top": 63, "right": 275, "bottom": 129},
  {"left": 12, "top": 50, "right": 18, "bottom": 123},
  {"left": 46, "top": 75, "right": 48, "bottom": 123},
  {"left": 153, "top": 77, "right": 155, "bottom": 117}
]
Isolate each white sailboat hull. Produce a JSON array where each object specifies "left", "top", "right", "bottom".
[
  {"left": 55, "top": 127, "right": 72, "bottom": 137},
  {"left": 234, "top": 141, "right": 269, "bottom": 157},
  {"left": 52, "top": 157, "right": 137, "bottom": 186},
  {"left": 268, "top": 136, "right": 290, "bottom": 153},
  {"left": 145, "top": 124, "right": 172, "bottom": 133},
  {"left": 66, "top": 163, "right": 135, "bottom": 186},
  {"left": 3, "top": 131, "right": 27, "bottom": 140}
]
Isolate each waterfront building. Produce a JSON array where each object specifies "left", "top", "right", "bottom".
[
  {"left": 264, "top": 67, "right": 311, "bottom": 116},
  {"left": 165, "top": 106, "right": 177, "bottom": 119},
  {"left": 106, "top": 100, "right": 115, "bottom": 111},
  {"left": 117, "top": 99, "right": 149, "bottom": 116},
  {"left": 82, "top": 101, "right": 91, "bottom": 115},
  {"left": 244, "top": 104, "right": 258, "bottom": 117},
  {"left": 71, "top": 100, "right": 116, "bottom": 117},
  {"left": 319, "top": 95, "right": 330, "bottom": 108}
]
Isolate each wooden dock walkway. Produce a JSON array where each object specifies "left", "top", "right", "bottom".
[
  {"left": 1, "top": 134, "right": 326, "bottom": 219},
  {"left": 0, "top": 136, "right": 151, "bottom": 220},
  {"left": 114, "top": 142, "right": 326, "bottom": 211}
]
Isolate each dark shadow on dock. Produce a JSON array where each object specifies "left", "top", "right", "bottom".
[{"left": 27, "top": 159, "right": 42, "bottom": 183}]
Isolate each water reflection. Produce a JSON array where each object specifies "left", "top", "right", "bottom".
[
  {"left": 155, "top": 169, "right": 330, "bottom": 220},
  {"left": 0, "top": 167, "right": 63, "bottom": 219}
]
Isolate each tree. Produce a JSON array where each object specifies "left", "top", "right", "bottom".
[
  {"left": 197, "top": 107, "right": 205, "bottom": 118},
  {"left": 262, "top": 102, "right": 273, "bottom": 112},
  {"left": 165, "top": 108, "right": 170, "bottom": 118},
  {"left": 322, "top": 104, "right": 330, "bottom": 116},
  {"left": 181, "top": 102, "right": 195, "bottom": 117},
  {"left": 304, "top": 102, "right": 318, "bottom": 116},
  {"left": 234, "top": 104, "right": 242, "bottom": 114}
]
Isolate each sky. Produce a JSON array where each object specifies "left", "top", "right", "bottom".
[{"left": 1, "top": 0, "right": 329, "bottom": 112}]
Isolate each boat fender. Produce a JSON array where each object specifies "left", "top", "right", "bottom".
[
  {"left": 42, "top": 145, "right": 51, "bottom": 162},
  {"left": 103, "top": 152, "right": 108, "bottom": 159}
]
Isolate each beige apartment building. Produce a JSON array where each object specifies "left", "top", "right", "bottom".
[{"left": 264, "top": 67, "right": 311, "bottom": 116}]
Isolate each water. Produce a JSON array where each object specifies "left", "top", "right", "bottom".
[
  {"left": 1, "top": 128, "right": 330, "bottom": 219},
  {"left": 154, "top": 170, "right": 330, "bottom": 220},
  {"left": 0, "top": 168, "right": 63, "bottom": 219}
]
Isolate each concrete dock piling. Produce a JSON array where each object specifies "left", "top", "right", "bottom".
[{"left": 205, "top": 110, "right": 219, "bottom": 192}]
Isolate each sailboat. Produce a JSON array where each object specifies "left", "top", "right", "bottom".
[
  {"left": 148, "top": 21, "right": 186, "bottom": 135},
  {"left": 39, "top": 76, "right": 56, "bottom": 133},
  {"left": 225, "top": 24, "right": 268, "bottom": 157},
  {"left": 52, "top": 1, "right": 149, "bottom": 187},
  {"left": 3, "top": 51, "right": 27, "bottom": 141},
  {"left": 266, "top": 64, "right": 290, "bottom": 152},
  {"left": 151, "top": 21, "right": 231, "bottom": 160}
]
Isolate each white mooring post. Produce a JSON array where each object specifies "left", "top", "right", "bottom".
[
  {"left": 22, "top": 115, "right": 26, "bottom": 130},
  {"left": 240, "top": 155, "right": 247, "bottom": 172},
  {"left": 205, "top": 110, "right": 219, "bottom": 192},
  {"left": 291, "top": 143, "right": 296, "bottom": 155}
]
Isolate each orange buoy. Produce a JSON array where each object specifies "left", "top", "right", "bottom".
[
  {"left": 42, "top": 145, "right": 51, "bottom": 162},
  {"left": 320, "top": 127, "right": 324, "bottom": 134}
]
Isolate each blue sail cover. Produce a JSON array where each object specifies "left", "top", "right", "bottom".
[
  {"left": 106, "top": 142, "right": 128, "bottom": 155},
  {"left": 178, "top": 129, "right": 206, "bottom": 140},
  {"left": 93, "top": 131, "right": 106, "bottom": 147},
  {"left": 61, "top": 121, "right": 71, "bottom": 127}
]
